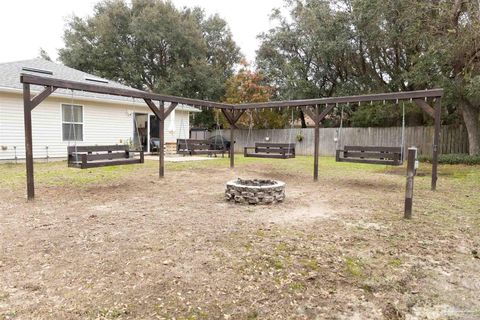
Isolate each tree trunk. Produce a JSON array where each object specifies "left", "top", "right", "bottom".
[
  {"left": 460, "top": 103, "right": 480, "bottom": 155},
  {"left": 299, "top": 110, "right": 307, "bottom": 128}
]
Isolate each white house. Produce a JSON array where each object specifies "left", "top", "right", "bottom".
[{"left": 0, "top": 59, "right": 200, "bottom": 161}]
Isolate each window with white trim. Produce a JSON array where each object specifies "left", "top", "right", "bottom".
[{"left": 62, "top": 104, "right": 83, "bottom": 141}]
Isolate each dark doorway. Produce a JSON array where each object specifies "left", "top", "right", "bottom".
[{"left": 133, "top": 113, "right": 148, "bottom": 151}]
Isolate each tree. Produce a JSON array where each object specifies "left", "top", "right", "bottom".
[
  {"left": 38, "top": 48, "right": 52, "bottom": 61},
  {"left": 257, "top": 1, "right": 354, "bottom": 127},
  {"left": 222, "top": 65, "right": 289, "bottom": 129},
  {"left": 59, "top": 0, "right": 241, "bottom": 105},
  {"left": 427, "top": 0, "right": 480, "bottom": 155},
  {"left": 346, "top": 0, "right": 480, "bottom": 154},
  {"left": 257, "top": 0, "right": 480, "bottom": 154}
]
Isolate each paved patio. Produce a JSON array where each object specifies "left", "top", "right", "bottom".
[{"left": 145, "top": 154, "right": 217, "bottom": 162}]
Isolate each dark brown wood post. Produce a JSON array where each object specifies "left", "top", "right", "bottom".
[
  {"left": 230, "top": 120, "right": 235, "bottom": 168},
  {"left": 404, "top": 147, "right": 417, "bottom": 219},
  {"left": 23, "top": 83, "right": 35, "bottom": 200},
  {"left": 221, "top": 108, "right": 242, "bottom": 168},
  {"left": 313, "top": 105, "right": 320, "bottom": 181},
  {"left": 159, "top": 101, "right": 165, "bottom": 178},
  {"left": 431, "top": 99, "right": 441, "bottom": 190}
]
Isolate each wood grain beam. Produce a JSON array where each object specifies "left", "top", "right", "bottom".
[
  {"left": 164, "top": 102, "right": 178, "bottom": 119},
  {"left": 144, "top": 98, "right": 162, "bottom": 119},
  {"left": 318, "top": 104, "right": 335, "bottom": 123},
  {"left": 21, "top": 73, "right": 232, "bottom": 109},
  {"left": 221, "top": 109, "right": 235, "bottom": 125},
  {"left": 301, "top": 106, "right": 316, "bottom": 123},
  {"left": 235, "top": 89, "right": 444, "bottom": 109},
  {"left": 30, "top": 86, "right": 56, "bottom": 110}
]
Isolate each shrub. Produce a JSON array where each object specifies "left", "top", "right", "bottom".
[{"left": 419, "top": 153, "right": 480, "bottom": 165}]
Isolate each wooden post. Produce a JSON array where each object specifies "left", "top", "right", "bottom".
[
  {"left": 23, "top": 83, "right": 35, "bottom": 200},
  {"left": 230, "top": 122, "right": 235, "bottom": 168},
  {"left": 313, "top": 105, "right": 320, "bottom": 181},
  {"left": 431, "top": 99, "right": 441, "bottom": 190},
  {"left": 221, "top": 108, "right": 240, "bottom": 169},
  {"left": 159, "top": 101, "right": 165, "bottom": 178},
  {"left": 404, "top": 147, "right": 418, "bottom": 219}
]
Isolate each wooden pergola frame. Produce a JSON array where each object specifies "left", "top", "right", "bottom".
[{"left": 21, "top": 74, "right": 443, "bottom": 200}]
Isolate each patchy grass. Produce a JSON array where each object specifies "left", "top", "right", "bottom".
[
  {"left": 0, "top": 155, "right": 479, "bottom": 319},
  {"left": 388, "top": 258, "right": 403, "bottom": 268},
  {"left": 345, "top": 257, "right": 363, "bottom": 278}
]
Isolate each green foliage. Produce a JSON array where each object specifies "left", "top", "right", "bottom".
[
  {"left": 256, "top": 0, "right": 480, "bottom": 153},
  {"left": 295, "top": 132, "right": 304, "bottom": 142},
  {"left": 191, "top": 109, "right": 216, "bottom": 130},
  {"left": 59, "top": 0, "right": 241, "bottom": 102},
  {"left": 349, "top": 102, "right": 426, "bottom": 127},
  {"left": 222, "top": 66, "right": 291, "bottom": 129},
  {"left": 419, "top": 154, "right": 480, "bottom": 165},
  {"left": 38, "top": 48, "right": 52, "bottom": 61}
]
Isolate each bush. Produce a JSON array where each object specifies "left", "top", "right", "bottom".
[{"left": 419, "top": 153, "right": 480, "bottom": 165}]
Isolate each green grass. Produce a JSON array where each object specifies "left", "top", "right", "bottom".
[
  {"left": 2, "top": 156, "right": 480, "bottom": 213},
  {"left": 0, "top": 158, "right": 227, "bottom": 189},
  {"left": 299, "top": 258, "right": 319, "bottom": 271},
  {"left": 345, "top": 257, "right": 363, "bottom": 278},
  {"left": 388, "top": 258, "right": 402, "bottom": 267}
]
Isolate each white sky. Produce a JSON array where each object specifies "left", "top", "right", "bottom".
[{"left": 0, "top": 0, "right": 285, "bottom": 64}]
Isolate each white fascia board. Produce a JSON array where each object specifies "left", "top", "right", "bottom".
[{"left": 0, "top": 86, "right": 201, "bottom": 112}]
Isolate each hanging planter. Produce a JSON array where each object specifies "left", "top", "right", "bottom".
[{"left": 295, "top": 132, "right": 304, "bottom": 142}]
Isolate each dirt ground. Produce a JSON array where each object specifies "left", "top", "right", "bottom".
[{"left": 0, "top": 157, "right": 479, "bottom": 319}]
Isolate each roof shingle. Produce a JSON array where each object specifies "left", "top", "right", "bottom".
[{"left": 0, "top": 58, "right": 199, "bottom": 112}]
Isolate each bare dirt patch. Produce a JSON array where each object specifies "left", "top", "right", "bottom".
[{"left": 0, "top": 158, "right": 479, "bottom": 319}]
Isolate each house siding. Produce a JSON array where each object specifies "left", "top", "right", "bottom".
[
  {"left": 0, "top": 91, "right": 190, "bottom": 160},
  {"left": 165, "top": 109, "right": 190, "bottom": 142}
]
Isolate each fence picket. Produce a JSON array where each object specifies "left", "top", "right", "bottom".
[{"left": 210, "top": 125, "right": 468, "bottom": 157}]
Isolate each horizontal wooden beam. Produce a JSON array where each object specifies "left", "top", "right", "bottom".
[
  {"left": 21, "top": 73, "right": 232, "bottom": 109},
  {"left": 234, "top": 89, "right": 444, "bottom": 109},
  {"left": 21, "top": 73, "right": 443, "bottom": 113}
]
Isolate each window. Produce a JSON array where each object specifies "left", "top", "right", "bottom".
[{"left": 62, "top": 104, "right": 83, "bottom": 141}]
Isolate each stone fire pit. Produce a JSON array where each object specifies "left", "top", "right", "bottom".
[{"left": 225, "top": 178, "right": 285, "bottom": 205}]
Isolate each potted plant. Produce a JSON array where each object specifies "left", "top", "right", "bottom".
[{"left": 295, "top": 132, "right": 304, "bottom": 143}]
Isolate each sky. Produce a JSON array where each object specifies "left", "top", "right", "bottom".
[{"left": 0, "top": 0, "right": 286, "bottom": 64}]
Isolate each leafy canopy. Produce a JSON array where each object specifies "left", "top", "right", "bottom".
[
  {"left": 222, "top": 65, "right": 290, "bottom": 129},
  {"left": 257, "top": 0, "right": 480, "bottom": 153},
  {"left": 59, "top": 0, "right": 241, "bottom": 102}
]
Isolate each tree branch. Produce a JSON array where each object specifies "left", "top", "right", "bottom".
[{"left": 414, "top": 99, "right": 435, "bottom": 119}]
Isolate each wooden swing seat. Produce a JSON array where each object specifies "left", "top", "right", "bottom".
[
  {"left": 67, "top": 145, "right": 144, "bottom": 169},
  {"left": 176, "top": 139, "right": 225, "bottom": 157},
  {"left": 244, "top": 142, "right": 296, "bottom": 159},
  {"left": 336, "top": 146, "right": 402, "bottom": 166}
]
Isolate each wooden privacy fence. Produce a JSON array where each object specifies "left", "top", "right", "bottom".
[{"left": 211, "top": 125, "right": 468, "bottom": 157}]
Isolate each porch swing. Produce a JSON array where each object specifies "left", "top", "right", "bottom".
[
  {"left": 176, "top": 109, "right": 227, "bottom": 157},
  {"left": 335, "top": 101, "right": 405, "bottom": 166},
  {"left": 67, "top": 92, "right": 144, "bottom": 169},
  {"left": 244, "top": 108, "right": 296, "bottom": 159}
]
